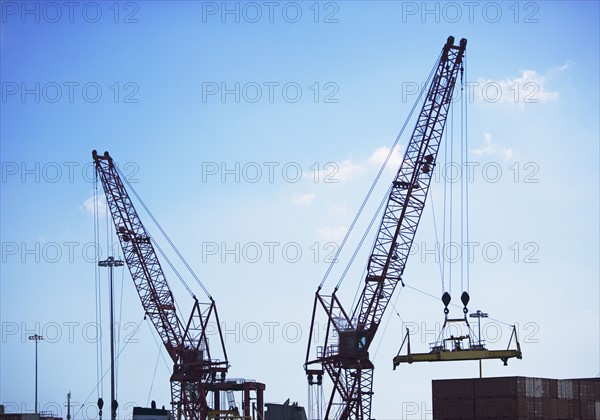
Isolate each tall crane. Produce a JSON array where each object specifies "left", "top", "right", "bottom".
[
  {"left": 92, "top": 150, "right": 231, "bottom": 420},
  {"left": 304, "top": 36, "right": 467, "bottom": 420}
]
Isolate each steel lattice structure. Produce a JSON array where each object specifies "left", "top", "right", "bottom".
[
  {"left": 93, "top": 151, "right": 229, "bottom": 420},
  {"left": 304, "top": 36, "right": 467, "bottom": 420}
]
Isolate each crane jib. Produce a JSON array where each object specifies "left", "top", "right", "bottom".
[
  {"left": 304, "top": 36, "right": 467, "bottom": 420},
  {"left": 357, "top": 36, "right": 467, "bottom": 333},
  {"left": 92, "top": 150, "right": 232, "bottom": 420}
]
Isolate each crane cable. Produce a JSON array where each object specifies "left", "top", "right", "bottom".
[
  {"left": 430, "top": 192, "right": 445, "bottom": 294},
  {"left": 93, "top": 171, "right": 104, "bottom": 401},
  {"left": 463, "top": 55, "right": 471, "bottom": 294},
  {"left": 340, "top": 184, "right": 390, "bottom": 292},
  {"left": 318, "top": 50, "right": 442, "bottom": 291},
  {"left": 119, "top": 168, "right": 212, "bottom": 300},
  {"left": 116, "top": 172, "right": 199, "bottom": 325},
  {"left": 96, "top": 172, "right": 128, "bottom": 406},
  {"left": 73, "top": 316, "right": 146, "bottom": 420},
  {"left": 372, "top": 281, "right": 405, "bottom": 358},
  {"left": 457, "top": 53, "right": 469, "bottom": 295},
  {"left": 96, "top": 166, "right": 189, "bottom": 385},
  {"left": 348, "top": 185, "right": 392, "bottom": 317},
  {"left": 144, "top": 317, "right": 172, "bottom": 406},
  {"left": 396, "top": 283, "right": 515, "bottom": 328},
  {"left": 437, "top": 52, "right": 469, "bottom": 298},
  {"left": 460, "top": 59, "right": 465, "bottom": 294},
  {"left": 115, "top": 265, "right": 125, "bottom": 400},
  {"left": 441, "top": 98, "right": 449, "bottom": 294}
]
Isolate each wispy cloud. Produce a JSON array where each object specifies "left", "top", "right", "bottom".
[
  {"left": 290, "top": 193, "right": 316, "bottom": 205},
  {"left": 82, "top": 195, "right": 106, "bottom": 216},
  {"left": 470, "top": 132, "right": 516, "bottom": 160},
  {"left": 310, "top": 145, "right": 404, "bottom": 184},
  {"left": 475, "top": 62, "right": 570, "bottom": 107},
  {"left": 367, "top": 146, "right": 404, "bottom": 168}
]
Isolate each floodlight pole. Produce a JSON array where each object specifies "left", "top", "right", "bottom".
[
  {"left": 65, "top": 391, "right": 72, "bottom": 420},
  {"left": 28, "top": 334, "right": 44, "bottom": 414},
  {"left": 98, "top": 256, "right": 124, "bottom": 420},
  {"left": 469, "top": 310, "right": 489, "bottom": 378}
]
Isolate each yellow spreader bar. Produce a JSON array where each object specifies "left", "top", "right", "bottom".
[{"left": 393, "top": 348, "right": 522, "bottom": 368}]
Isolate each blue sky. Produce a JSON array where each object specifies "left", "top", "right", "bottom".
[{"left": 1, "top": 1, "right": 599, "bottom": 419}]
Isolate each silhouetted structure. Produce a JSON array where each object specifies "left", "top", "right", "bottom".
[
  {"left": 432, "top": 376, "right": 599, "bottom": 419},
  {"left": 132, "top": 406, "right": 173, "bottom": 420},
  {"left": 265, "top": 399, "right": 307, "bottom": 420}
]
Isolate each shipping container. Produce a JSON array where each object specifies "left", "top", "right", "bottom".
[
  {"left": 573, "top": 380, "right": 581, "bottom": 401},
  {"left": 579, "top": 399, "right": 596, "bottom": 420},
  {"left": 549, "top": 379, "right": 559, "bottom": 399},
  {"left": 432, "top": 378, "right": 475, "bottom": 400},
  {"left": 541, "top": 378, "right": 552, "bottom": 398},
  {"left": 473, "top": 376, "right": 526, "bottom": 399},
  {"left": 542, "top": 398, "right": 559, "bottom": 419},
  {"left": 524, "top": 377, "right": 546, "bottom": 398},
  {"left": 474, "top": 396, "right": 527, "bottom": 418},
  {"left": 558, "top": 380, "right": 574, "bottom": 400},
  {"left": 432, "top": 376, "right": 599, "bottom": 420},
  {"left": 433, "top": 398, "right": 474, "bottom": 419},
  {"left": 526, "top": 397, "right": 544, "bottom": 419},
  {"left": 574, "top": 397, "right": 581, "bottom": 418},
  {"left": 557, "top": 398, "right": 567, "bottom": 419}
]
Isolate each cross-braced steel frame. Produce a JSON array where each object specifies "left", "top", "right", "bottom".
[
  {"left": 305, "top": 36, "right": 467, "bottom": 420},
  {"left": 93, "top": 151, "right": 229, "bottom": 420}
]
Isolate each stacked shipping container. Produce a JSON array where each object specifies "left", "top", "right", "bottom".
[{"left": 432, "top": 376, "right": 599, "bottom": 419}]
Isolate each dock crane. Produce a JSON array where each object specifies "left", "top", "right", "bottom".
[
  {"left": 92, "top": 150, "right": 265, "bottom": 420},
  {"left": 304, "top": 36, "right": 467, "bottom": 420}
]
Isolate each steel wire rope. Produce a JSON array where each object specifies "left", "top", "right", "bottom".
[
  {"left": 119, "top": 168, "right": 212, "bottom": 300},
  {"left": 317, "top": 51, "right": 442, "bottom": 292},
  {"left": 72, "top": 316, "right": 146, "bottom": 420},
  {"left": 93, "top": 171, "right": 104, "bottom": 401}
]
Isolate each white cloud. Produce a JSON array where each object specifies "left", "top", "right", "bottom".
[
  {"left": 310, "top": 145, "right": 404, "bottom": 184},
  {"left": 470, "top": 132, "right": 516, "bottom": 161},
  {"left": 82, "top": 195, "right": 106, "bottom": 216},
  {"left": 320, "top": 158, "right": 365, "bottom": 183},
  {"left": 366, "top": 146, "right": 404, "bottom": 169},
  {"left": 316, "top": 226, "right": 347, "bottom": 243},
  {"left": 290, "top": 193, "right": 316, "bottom": 205},
  {"left": 475, "top": 62, "right": 570, "bottom": 107}
]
